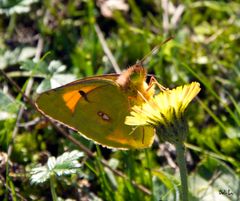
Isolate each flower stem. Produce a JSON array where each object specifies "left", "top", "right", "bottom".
[
  {"left": 175, "top": 141, "right": 188, "bottom": 201},
  {"left": 50, "top": 174, "right": 58, "bottom": 201}
]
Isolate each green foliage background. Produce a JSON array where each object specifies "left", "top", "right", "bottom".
[{"left": 0, "top": 0, "right": 239, "bottom": 200}]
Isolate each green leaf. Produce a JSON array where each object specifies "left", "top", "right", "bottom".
[
  {"left": 36, "top": 74, "right": 76, "bottom": 93},
  {"left": 0, "top": 90, "right": 23, "bottom": 120},
  {"left": 30, "top": 150, "right": 84, "bottom": 184},
  {"left": 50, "top": 74, "right": 76, "bottom": 88},
  {"left": 30, "top": 166, "right": 50, "bottom": 184},
  {"left": 20, "top": 59, "right": 36, "bottom": 71},
  {"left": 0, "top": 0, "right": 39, "bottom": 15},
  {"left": 20, "top": 59, "right": 48, "bottom": 74},
  {"left": 47, "top": 60, "right": 66, "bottom": 74},
  {"left": 36, "top": 79, "right": 51, "bottom": 93},
  {"left": 35, "top": 59, "right": 76, "bottom": 93}
]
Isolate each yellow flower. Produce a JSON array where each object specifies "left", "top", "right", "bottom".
[{"left": 125, "top": 82, "right": 201, "bottom": 144}]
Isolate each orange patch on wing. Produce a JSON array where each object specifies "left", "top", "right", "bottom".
[
  {"left": 62, "top": 90, "right": 80, "bottom": 113},
  {"left": 62, "top": 86, "right": 98, "bottom": 113},
  {"left": 106, "top": 129, "right": 129, "bottom": 144}
]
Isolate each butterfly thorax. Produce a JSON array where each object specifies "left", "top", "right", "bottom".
[{"left": 116, "top": 64, "right": 154, "bottom": 104}]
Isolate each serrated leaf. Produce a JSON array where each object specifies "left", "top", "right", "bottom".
[
  {"left": 0, "top": 0, "right": 39, "bottom": 15},
  {"left": 30, "top": 166, "right": 50, "bottom": 184},
  {"left": 56, "top": 150, "right": 84, "bottom": 163},
  {"left": 30, "top": 150, "right": 84, "bottom": 184},
  {"left": 53, "top": 150, "right": 83, "bottom": 176},
  {"left": 47, "top": 157, "right": 56, "bottom": 170}
]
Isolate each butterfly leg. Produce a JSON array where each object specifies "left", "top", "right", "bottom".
[
  {"left": 142, "top": 127, "right": 145, "bottom": 144},
  {"left": 147, "top": 76, "right": 167, "bottom": 92},
  {"left": 127, "top": 96, "right": 136, "bottom": 111}
]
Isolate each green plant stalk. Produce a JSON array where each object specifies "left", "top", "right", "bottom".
[
  {"left": 95, "top": 145, "right": 112, "bottom": 199},
  {"left": 6, "top": 13, "right": 16, "bottom": 39},
  {"left": 144, "top": 149, "right": 153, "bottom": 194},
  {"left": 50, "top": 174, "right": 58, "bottom": 201},
  {"left": 175, "top": 141, "right": 188, "bottom": 201}
]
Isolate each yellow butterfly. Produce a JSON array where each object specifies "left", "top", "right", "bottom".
[
  {"left": 35, "top": 63, "right": 155, "bottom": 149},
  {"left": 35, "top": 38, "right": 172, "bottom": 149}
]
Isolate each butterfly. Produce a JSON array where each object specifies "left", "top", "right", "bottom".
[
  {"left": 35, "top": 38, "right": 172, "bottom": 149},
  {"left": 35, "top": 63, "right": 156, "bottom": 149}
]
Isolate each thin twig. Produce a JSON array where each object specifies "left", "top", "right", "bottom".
[
  {"left": 94, "top": 24, "right": 121, "bottom": 73},
  {"left": 170, "top": 4, "right": 185, "bottom": 29},
  {"left": 7, "top": 37, "right": 43, "bottom": 157},
  {"left": 17, "top": 117, "right": 41, "bottom": 128},
  {"left": 161, "top": 0, "right": 170, "bottom": 33}
]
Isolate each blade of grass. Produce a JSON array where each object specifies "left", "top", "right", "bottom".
[
  {"left": 144, "top": 149, "right": 154, "bottom": 199},
  {"left": 96, "top": 145, "right": 114, "bottom": 200},
  {"left": 94, "top": 24, "right": 121, "bottom": 73},
  {"left": 185, "top": 142, "right": 239, "bottom": 168},
  {"left": 182, "top": 63, "right": 240, "bottom": 126}
]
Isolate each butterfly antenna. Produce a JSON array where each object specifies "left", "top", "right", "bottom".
[{"left": 137, "top": 36, "right": 174, "bottom": 66}]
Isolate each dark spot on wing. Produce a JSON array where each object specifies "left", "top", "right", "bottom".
[
  {"left": 97, "top": 111, "right": 111, "bottom": 121},
  {"left": 79, "top": 90, "right": 90, "bottom": 102}
]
